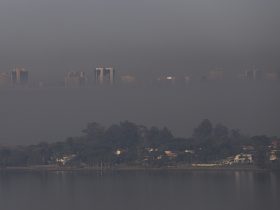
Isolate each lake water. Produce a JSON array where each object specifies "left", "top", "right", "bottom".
[{"left": 0, "top": 170, "right": 279, "bottom": 210}]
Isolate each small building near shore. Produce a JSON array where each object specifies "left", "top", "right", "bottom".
[
  {"left": 164, "top": 150, "right": 178, "bottom": 159},
  {"left": 56, "top": 154, "right": 77, "bottom": 166},
  {"left": 270, "top": 150, "right": 280, "bottom": 161},
  {"left": 234, "top": 154, "right": 253, "bottom": 164}
]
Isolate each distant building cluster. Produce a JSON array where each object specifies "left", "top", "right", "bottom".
[
  {"left": 11, "top": 68, "right": 29, "bottom": 85},
  {"left": 157, "top": 75, "right": 176, "bottom": 86},
  {"left": 0, "top": 66, "right": 279, "bottom": 88},
  {"left": 64, "top": 71, "right": 86, "bottom": 87},
  {"left": 238, "top": 69, "right": 279, "bottom": 81},
  {"left": 95, "top": 67, "right": 115, "bottom": 85},
  {"left": 0, "top": 67, "right": 29, "bottom": 87},
  {"left": 63, "top": 67, "right": 115, "bottom": 87}
]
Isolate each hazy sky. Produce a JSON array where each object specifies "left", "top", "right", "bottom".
[
  {"left": 0, "top": 0, "right": 280, "bottom": 81},
  {"left": 1, "top": 83, "right": 280, "bottom": 145},
  {"left": 0, "top": 0, "right": 280, "bottom": 145}
]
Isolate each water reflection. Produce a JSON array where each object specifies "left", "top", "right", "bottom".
[{"left": 0, "top": 170, "right": 279, "bottom": 210}]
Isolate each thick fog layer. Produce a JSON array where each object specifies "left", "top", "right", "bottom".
[
  {"left": 0, "top": 0, "right": 280, "bottom": 145},
  {"left": 0, "top": 0, "right": 280, "bottom": 81},
  {"left": 0, "top": 82, "right": 279, "bottom": 145}
]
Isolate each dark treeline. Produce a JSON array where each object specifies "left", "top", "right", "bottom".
[{"left": 0, "top": 119, "right": 279, "bottom": 169}]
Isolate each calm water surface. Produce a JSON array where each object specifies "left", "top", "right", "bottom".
[{"left": 0, "top": 170, "right": 279, "bottom": 210}]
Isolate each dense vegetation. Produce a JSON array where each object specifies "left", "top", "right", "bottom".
[{"left": 0, "top": 119, "right": 279, "bottom": 169}]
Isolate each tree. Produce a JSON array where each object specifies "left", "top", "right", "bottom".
[
  {"left": 193, "top": 119, "right": 213, "bottom": 140},
  {"left": 251, "top": 135, "right": 270, "bottom": 168},
  {"left": 213, "top": 123, "right": 229, "bottom": 140},
  {"left": 146, "top": 126, "right": 173, "bottom": 149},
  {"left": 0, "top": 148, "right": 10, "bottom": 167},
  {"left": 82, "top": 122, "right": 105, "bottom": 142}
]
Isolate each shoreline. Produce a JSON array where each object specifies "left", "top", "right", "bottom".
[{"left": 0, "top": 165, "right": 272, "bottom": 172}]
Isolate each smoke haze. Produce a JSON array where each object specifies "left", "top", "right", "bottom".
[
  {"left": 0, "top": 0, "right": 280, "bottom": 145},
  {"left": 0, "top": 0, "right": 279, "bottom": 80}
]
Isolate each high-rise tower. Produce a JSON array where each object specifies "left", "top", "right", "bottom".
[
  {"left": 95, "top": 67, "right": 115, "bottom": 85},
  {"left": 64, "top": 71, "right": 86, "bottom": 87},
  {"left": 11, "top": 68, "right": 29, "bottom": 85}
]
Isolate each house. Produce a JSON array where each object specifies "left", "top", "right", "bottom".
[
  {"left": 218, "top": 157, "right": 234, "bottom": 165},
  {"left": 145, "top": 148, "right": 159, "bottom": 153},
  {"left": 270, "top": 150, "right": 280, "bottom": 161},
  {"left": 56, "top": 154, "right": 77, "bottom": 166},
  {"left": 234, "top": 153, "right": 253, "bottom": 164},
  {"left": 164, "top": 150, "right": 177, "bottom": 159}
]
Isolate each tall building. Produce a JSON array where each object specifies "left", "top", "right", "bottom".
[
  {"left": 0, "top": 72, "right": 10, "bottom": 87},
  {"left": 244, "top": 70, "right": 255, "bottom": 80},
  {"left": 64, "top": 71, "right": 86, "bottom": 87},
  {"left": 95, "top": 67, "right": 115, "bottom": 85},
  {"left": 207, "top": 70, "right": 224, "bottom": 81},
  {"left": 244, "top": 69, "right": 263, "bottom": 81},
  {"left": 11, "top": 68, "right": 29, "bottom": 85}
]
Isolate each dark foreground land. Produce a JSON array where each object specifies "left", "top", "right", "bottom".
[{"left": 1, "top": 120, "right": 280, "bottom": 170}]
